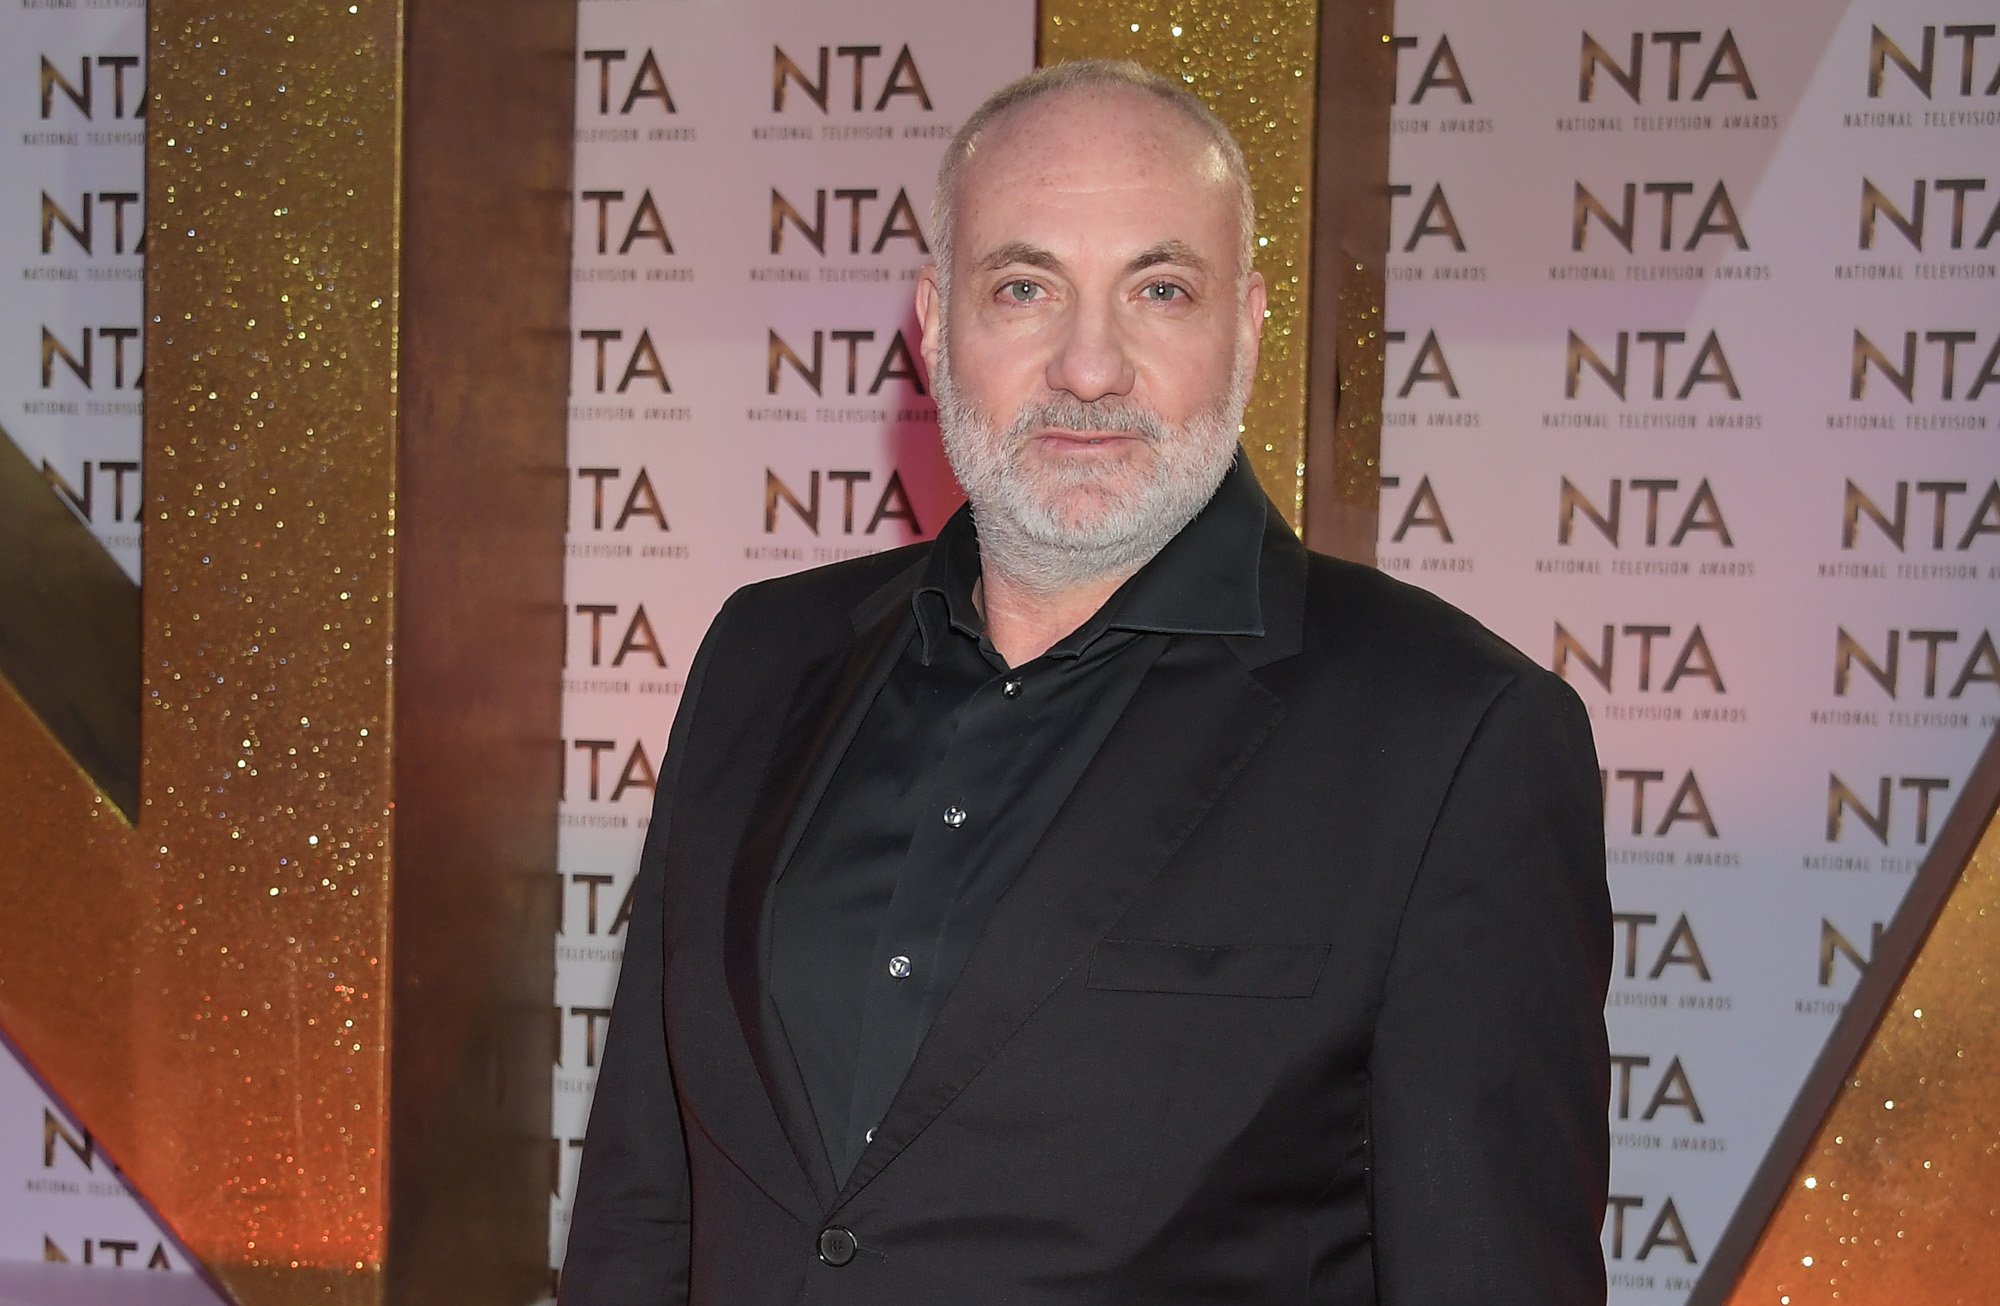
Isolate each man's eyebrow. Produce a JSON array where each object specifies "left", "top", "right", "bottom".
[
  {"left": 975, "top": 239, "right": 1215, "bottom": 279},
  {"left": 1126, "top": 240, "right": 1211, "bottom": 278},
  {"left": 976, "top": 241, "right": 1064, "bottom": 274}
]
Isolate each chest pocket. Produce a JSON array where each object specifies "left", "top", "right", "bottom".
[{"left": 1086, "top": 938, "right": 1330, "bottom": 998}]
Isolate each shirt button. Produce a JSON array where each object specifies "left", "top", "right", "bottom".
[
  {"left": 1002, "top": 677, "right": 1023, "bottom": 698},
  {"left": 817, "top": 1225, "right": 858, "bottom": 1267},
  {"left": 865, "top": 1125, "right": 878, "bottom": 1143},
  {"left": 943, "top": 805, "right": 967, "bottom": 827},
  {"left": 888, "top": 955, "right": 911, "bottom": 979}
]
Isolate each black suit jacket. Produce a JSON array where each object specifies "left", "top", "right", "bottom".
[{"left": 563, "top": 499, "right": 1611, "bottom": 1305}]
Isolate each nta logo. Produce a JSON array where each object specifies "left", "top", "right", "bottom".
[
  {"left": 1850, "top": 330, "right": 1999, "bottom": 401},
  {"left": 1826, "top": 773, "right": 1951, "bottom": 844},
  {"left": 1609, "top": 1053, "right": 1703, "bottom": 1123},
  {"left": 773, "top": 45, "right": 931, "bottom": 113},
  {"left": 576, "top": 328, "right": 669, "bottom": 394},
  {"left": 41, "top": 327, "right": 142, "bottom": 390},
  {"left": 40, "top": 55, "right": 143, "bottom": 119},
  {"left": 564, "top": 738, "right": 659, "bottom": 804},
  {"left": 1572, "top": 181, "right": 1745, "bottom": 253},
  {"left": 1556, "top": 623, "right": 1726, "bottom": 694},
  {"left": 1567, "top": 330, "right": 1738, "bottom": 401},
  {"left": 767, "top": 328, "right": 924, "bottom": 396},
  {"left": 44, "top": 460, "right": 141, "bottom": 524},
  {"left": 579, "top": 190, "right": 672, "bottom": 257},
  {"left": 1860, "top": 177, "right": 1998, "bottom": 251},
  {"left": 1579, "top": 31, "right": 1756, "bottom": 103},
  {"left": 1820, "top": 918, "right": 1884, "bottom": 986},
  {"left": 1612, "top": 911, "right": 1711, "bottom": 982},
  {"left": 772, "top": 187, "right": 928, "bottom": 256},
  {"left": 1379, "top": 474, "right": 1452, "bottom": 545},
  {"left": 1868, "top": 24, "right": 1999, "bottom": 99},
  {"left": 1388, "top": 183, "right": 1465, "bottom": 253},
  {"left": 574, "top": 466, "right": 668, "bottom": 533},
  {"left": 581, "top": 49, "right": 674, "bottom": 116},
  {"left": 1605, "top": 1194, "right": 1697, "bottom": 1264},
  {"left": 1384, "top": 330, "right": 1458, "bottom": 399},
  {"left": 1842, "top": 479, "right": 1999, "bottom": 551},
  {"left": 1602, "top": 768, "right": 1718, "bottom": 838},
  {"left": 1390, "top": 34, "right": 1470, "bottom": 105},
  {"left": 1559, "top": 478, "right": 1732, "bottom": 548},
  {"left": 765, "top": 469, "right": 921, "bottom": 536},
  {"left": 1835, "top": 627, "right": 1999, "bottom": 699},
  {"left": 41, "top": 192, "right": 143, "bottom": 256},
  {"left": 570, "top": 602, "right": 665, "bottom": 669}
]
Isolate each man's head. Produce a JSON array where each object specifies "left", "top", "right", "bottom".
[{"left": 916, "top": 61, "right": 1266, "bottom": 597}]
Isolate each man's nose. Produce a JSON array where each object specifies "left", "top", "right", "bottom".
[{"left": 1045, "top": 300, "right": 1136, "bottom": 403}]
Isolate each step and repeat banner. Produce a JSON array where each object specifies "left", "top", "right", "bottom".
[
  {"left": 550, "top": 0, "right": 1035, "bottom": 1283},
  {"left": 4, "top": 2, "right": 1994, "bottom": 1302},
  {"left": 4, "top": 0, "right": 145, "bottom": 582},
  {"left": 1381, "top": 1, "right": 1996, "bottom": 1299},
  {"left": 1, "top": 0, "right": 184, "bottom": 1277}
]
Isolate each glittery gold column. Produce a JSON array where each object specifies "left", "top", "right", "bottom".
[
  {"left": 1042, "top": 0, "right": 1323, "bottom": 532},
  {"left": 0, "top": 3, "right": 573, "bottom": 1303},
  {"left": 1697, "top": 730, "right": 2000, "bottom": 1305}
]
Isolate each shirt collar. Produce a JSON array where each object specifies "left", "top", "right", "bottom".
[{"left": 912, "top": 454, "right": 1269, "bottom": 664}]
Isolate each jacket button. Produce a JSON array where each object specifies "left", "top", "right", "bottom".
[{"left": 817, "top": 1225, "right": 858, "bottom": 1267}]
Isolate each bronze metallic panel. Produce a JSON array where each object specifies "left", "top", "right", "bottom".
[
  {"left": 384, "top": 0, "right": 574, "bottom": 1301},
  {"left": 1301, "top": 0, "right": 1389, "bottom": 563},
  {"left": 1694, "top": 726, "right": 2000, "bottom": 1305},
  {"left": 0, "top": 2, "right": 572, "bottom": 1302},
  {"left": 0, "top": 428, "right": 140, "bottom": 817},
  {"left": 1041, "top": 0, "right": 1324, "bottom": 532}
]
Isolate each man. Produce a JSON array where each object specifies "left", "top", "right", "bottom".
[{"left": 563, "top": 60, "right": 1610, "bottom": 1305}]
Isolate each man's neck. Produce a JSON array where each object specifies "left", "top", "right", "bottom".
[{"left": 974, "top": 566, "right": 1134, "bottom": 668}]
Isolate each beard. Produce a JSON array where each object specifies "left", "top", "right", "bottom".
[{"left": 933, "top": 343, "right": 1250, "bottom": 597}]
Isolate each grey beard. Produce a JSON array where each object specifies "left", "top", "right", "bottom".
[{"left": 934, "top": 361, "right": 1248, "bottom": 598}]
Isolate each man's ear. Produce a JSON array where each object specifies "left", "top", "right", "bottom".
[
  {"left": 915, "top": 265, "right": 944, "bottom": 384},
  {"left": 1239, "top": 270, "right": 1267, "bottom": 378}
]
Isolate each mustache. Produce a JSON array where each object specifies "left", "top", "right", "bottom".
[{"left": 1004, "top": 395, "right": 1167, "bottom": 443}]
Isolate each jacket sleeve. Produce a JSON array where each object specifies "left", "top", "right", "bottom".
[
  {"left": 559, "top": 598, "right": 734, "bottom": 1306},
  {"left": 1365, "top": 672, "right": 1612, "bottom": 1305}
]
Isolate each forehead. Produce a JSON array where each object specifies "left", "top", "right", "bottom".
[{"left": 950, "top": 88, "right": 1237, "bottom": 258}]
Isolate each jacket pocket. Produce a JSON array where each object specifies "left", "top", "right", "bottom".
[{"left": 1086, "top": 939, "right": 1331, "bottom": 998}]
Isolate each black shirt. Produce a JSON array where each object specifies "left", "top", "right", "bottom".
[{"left": 768, "top": 458, "right": 1269, "bottom": 1182}]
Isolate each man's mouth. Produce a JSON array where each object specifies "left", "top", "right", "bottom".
[{"left": 1035, "top": 428, "right": 1140, "bottom": 447}]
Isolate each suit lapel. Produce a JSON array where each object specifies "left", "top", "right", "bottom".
[
  {"left": 722, "top": 578, "right": 916, "bottom": 1211},
  {"left": 832, "top": 631, "right": 1284, "bottom": 1205}
]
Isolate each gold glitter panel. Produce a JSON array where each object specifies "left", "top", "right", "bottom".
[
  {"left": 0, "top": 3, "right": 571, "bottom": 1303},
  {"left": 137, "top": 4, "right": 406, "bottom": 1293},
  {"left": 1042, "top": 0, "right": 1323, "bottom": 532},
  {"left": 1701, "top": 728, "right": 2000, "bottom": 1305}
]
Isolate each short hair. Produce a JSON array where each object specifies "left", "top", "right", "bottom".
[{"left": 929, "top": 59, "right": 1258, "bottom": 300}]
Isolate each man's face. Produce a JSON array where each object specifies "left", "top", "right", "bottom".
[{"left": 916, "top": 88, "right": 1265, "bottom": 581}]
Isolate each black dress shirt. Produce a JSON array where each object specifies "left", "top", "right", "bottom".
[{"left": 768, "top": 458, "right": 1269, "bottom": 1182}]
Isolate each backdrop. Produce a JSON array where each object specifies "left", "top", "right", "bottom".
[
  {"left": 0, "top": 3, "right": 1992, "bottom": 1304},
  {"left": 1380, "top": 2, "right": 1996, "bottom": 1294}
]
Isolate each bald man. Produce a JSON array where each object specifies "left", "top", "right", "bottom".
[{"left": 563, "top": 60, "right": 1610, "bottom": 1306}]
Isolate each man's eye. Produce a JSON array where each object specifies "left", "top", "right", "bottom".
[
  {"left": 1141, "top": 281, "right": 1185, "bottom": 302},
  {"left": 1001, "top": 279, "right": 1040, "bottom": 303}
]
